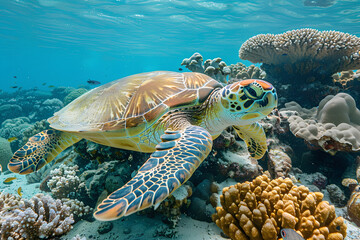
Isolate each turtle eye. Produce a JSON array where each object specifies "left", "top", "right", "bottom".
[{"left": 244, "top": 84, "right": 262, "bottom": 100}]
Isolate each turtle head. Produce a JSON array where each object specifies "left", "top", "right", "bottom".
[{"left": 220, "top": 79, "right": 277, "bottom": 124}]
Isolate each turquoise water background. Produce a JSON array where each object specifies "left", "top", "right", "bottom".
[{"left": 0, "top": 0, "right": 359, "bottom": 90}]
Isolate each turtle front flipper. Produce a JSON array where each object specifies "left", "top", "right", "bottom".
[
  {"left": 8, "top": 129, "right": 81, "bottom": 175},
  {"left": 94, "top": 125, "right": 213, "bottom": 221},
  {"left": 233, "top": 122, "right": 267, "bottom": 159}
]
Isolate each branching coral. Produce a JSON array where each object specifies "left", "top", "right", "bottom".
[
  {"left": 181, "top": 53, "right": 266, "bottom": 84},
  {"left": 227, "top": 63, "right": 266, "bottom": 84},
  {"left": 47, "top": 164, "right": 85, "bottom": 199},
  {"left": 288, "top": 93, "right": 360, "bottom": 155},
  {"left": 181, "top": 52, "right": 230, "bottom": 83},
  {"left": 0, "top": 192, "right": 74, "bottom": 240},
  {"left": 212, "top": 175, "right": 347, "bottom": 240},
  {"left": 239, "top": 28, "right": 360, "bottom": 84}
]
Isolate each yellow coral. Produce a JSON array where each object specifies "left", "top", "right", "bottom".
[{"left": 212, "top": 175, "right": 346, "bottom": 240}]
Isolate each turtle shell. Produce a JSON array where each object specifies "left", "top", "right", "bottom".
[{"left": 49, "top": 71, "right": 222, "bottom": 135}]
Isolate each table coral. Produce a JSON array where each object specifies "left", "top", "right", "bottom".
[
  {"left": 288, "top": 93, "right": 360, "bottom": 155},
  {"left": 212, "top": 175, "right": 346, "bottom": 240},
  {"left": 239, "top": 28, "right": 360, "bottom": 84},
  {"left": 0, "top": 192, "right": 74, "bottom": 240}
]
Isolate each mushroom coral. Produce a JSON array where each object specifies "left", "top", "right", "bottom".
[
  {"left": 239, "top": 28, "right": 360, "bottom": 85},
  {"left": 212, "top": 175, "right": 346, "bottom": 240}
]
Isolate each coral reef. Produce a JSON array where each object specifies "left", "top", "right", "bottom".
[
  {"left": 227, "top": 63, "right": 266, "bottom": 84},
  {"left": 0, "top": 117, "right": 32, "bottom": 151},
  {"left": 212, "top": 175, "right": 347, "bottom": 240},
  {"left": 181, "top": 52, "right": 230, "bottom": 83},
  {"left": 288, "top": 93, "right": 360, "bottom": 155},
  {"left": 0, "top": 137, "right": 13, "bottom": 171},
  {"left": 239, "top": 28, "right": 360, "bottom": 84},
  {"left": 347, "top": 185, "right": 360, "bottom": 226},
  {"left": 0, "top": 192, "right": 74, "bottom": 240},
  {"left": 61, "top": 198, "right": 93, "bottom": 222},
  {"left": 181, "top": 53, "right": 266, "bottom": 84},
  {"left": 47, "top": 164, "right": 85, "bottom": 199},
  {"left": 0, "top": 104, "right": 22, "bottom": 123},
  {"left": 332, "top": 70, "right": 360, "bottom": 89},
  {"left": 64, "top": 88, "right": 88, "bottom": 105},
  {"left": 31, "top": 98, "right": 64, "bottom": 121},
  {"left": 267, "top": 148, "right": 292, "bottom": 178}
]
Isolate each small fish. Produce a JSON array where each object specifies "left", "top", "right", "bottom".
[
  {"left": 4, "top": 177, "right": 17, "bottom": 183},
  {"left": 280, "top": 229, "right": 305, "bottom": 240},
  {"left": 17, "top": 187, "right": 22, "bottom": 197},
  {"left": 87, "top": 79, "right": 101, "bottom": 85},
  {"left": 42, "top": 83, "right": 47, "bottom": 86},
  {"left": 10, "top": 86, "right": 18, "bottom": 89},
  {"left": 178, "top": 68, "right": 183, "bottom": 71},
  {"left": 7, "top": 137, "right": 18, "bottom": 142},
  {"left": 48, "top": 85, "right": 55, "bottom": 88},
  {"left": 282, "top": 53, "right": 288, "bottom": 56},
  {"left": 13, "top": 76, "right": 17, "bottom": 78}
]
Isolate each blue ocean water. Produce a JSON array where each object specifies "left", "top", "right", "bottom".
[{"left": 0, "top": 0, "right": 359, "bottom": 90}]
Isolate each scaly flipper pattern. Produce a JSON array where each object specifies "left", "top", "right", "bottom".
[
  {"left": 94, "top": 125, "right": 213, "bottom": 221},
  {"left": 233, "top": 122, "right": 267, "bottom": 159},
  {"left": 8, "top": 129, "right": 81, "bottom": 175}
]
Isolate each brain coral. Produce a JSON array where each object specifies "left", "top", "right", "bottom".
[
  {"left": 239, "top": 28, "right": 360, "bottom": 84},
  {"left": 288, "top": 93, "right": 360, "bottom": 155},
  {"left": 212, "top": 175, "right": 346, "bottom": 240}
]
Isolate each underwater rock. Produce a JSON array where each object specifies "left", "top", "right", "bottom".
[
  {"left": 0, "top": 137, "right": 13, "bottom": 171},
  {"left": 326, "top": 184, "right": 347, "bottom": 207},
  {"left": 97, "top": 222, "right": 113, "bottom": 234},
  {"left": 218, "top": 148, "right": 262, "bottom": 182},
  {"left": 187, "top": 196, "right": 215, "bottom": 222},
  {"left": 288, "top": 93, "right": 360, "bottom": 155},
  {"left": 0, "top": 192, "right": 74, "bottom": 240},
  {"left": 212, "top": 174, "right": 347, "bottom": 240}
]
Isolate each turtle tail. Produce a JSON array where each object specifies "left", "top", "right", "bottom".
[{"left": 8, "top": 129, "right": 82, "bottom": 175}]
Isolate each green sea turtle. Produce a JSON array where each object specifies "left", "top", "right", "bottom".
[{"left": 8, "top": 71, "right": 277, "bottom": 221}]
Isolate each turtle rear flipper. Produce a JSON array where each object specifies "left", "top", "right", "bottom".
[
  {"left": 8, "top": 129, "right": 81, "bottom": 175},
  {"left": 94, "top": 124, "right": 213, "bottom": 221}
]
